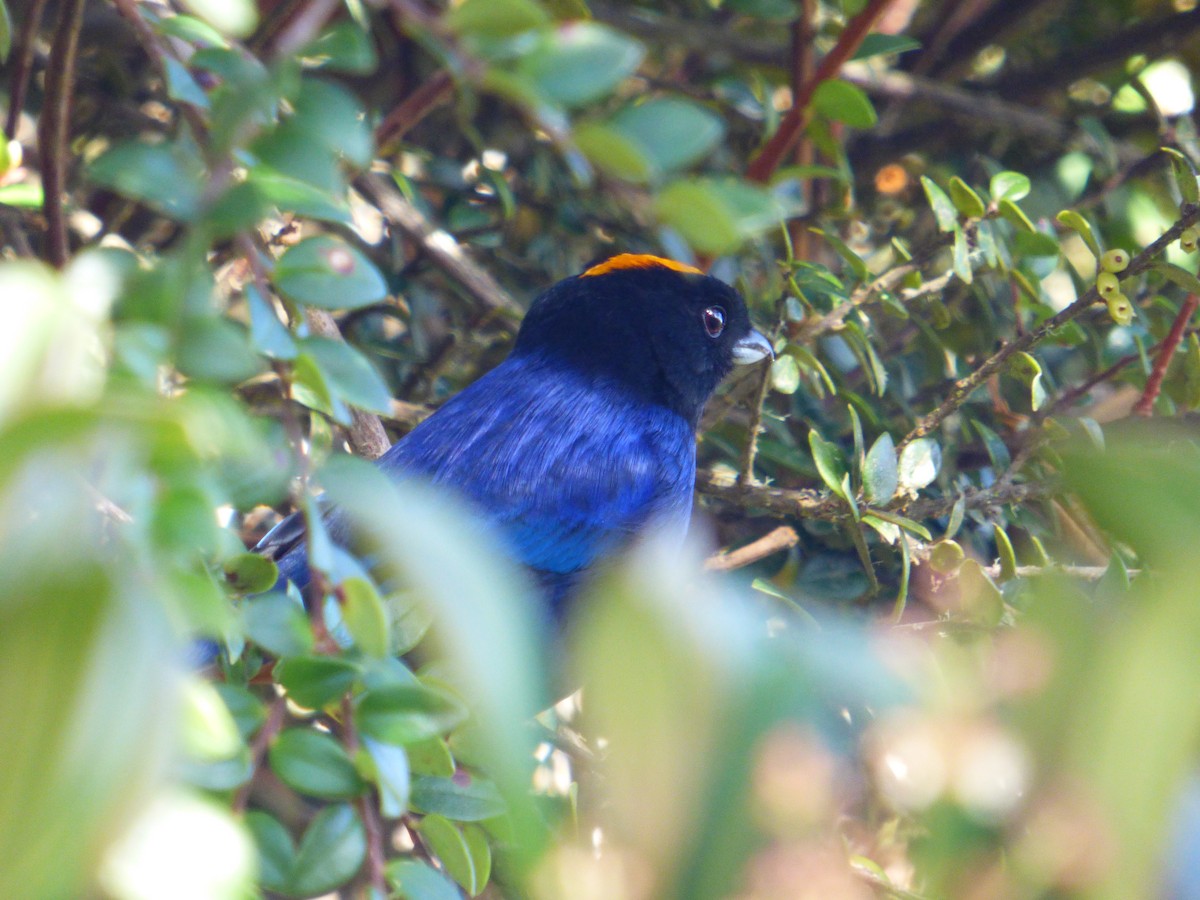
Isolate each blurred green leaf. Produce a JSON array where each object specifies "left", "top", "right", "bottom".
[
  {"left": 356, "top": 684, "right": 470, "bottom": 745},
  {"left": 517, "top": 22, "right": 643, "bottom": 108},
  {"left": 242, "top": 592, "right": 314, "bottom": 658},
  {"left": 898, "top": 437, "right": 941, "bottom": 491},
  {"left": 448, "top": 0, "right": 550, "bottom": 37},
  {"left": 655, "top": 178, "right": 784, "bottom": 254},
  {"left": 364, "top": 737, "right": 411, "bottom": 817},
  {"left": 990, "top": 170, "right": 1031, "bottom": 202},
  {"left": 270, "top": 728, "right": 366, "bottom": 800},
  {"left": 275, "top": 655, "right": 360, "bottom": 709},
  {"left": 812, "top": 80, "right": 877, "bottom": 129},
  {"left": 179, "top": 0, "right": 257, "bottom": 37},
  {"left": 410, "top": 774, "right": 507, "bottom": 821},
  {"left": 863, "top": 432, "right": 898, "bottom": 505},
  {"left": 289, "top": 804, "right": 366, "bottom": 896},
  {"left": 417, "top": 815, "right": 479, "bottom": 894},
  {"left": 921, "top": 176, "right": 958, "bottom": 232},
  {"left": 274, "top": 236, "right": 388, "bottom": 310},
  {"left": 224, "top": 552, "right": 279, "bottom": 594},
  {"left": 851, "top": 33, "right": 921, "bottom": 59},
  {"left": 301, "top": 21, "right": 378, "bottom": 74},
  {"left": 89, "top": 141, "right": 203, "bottom": 220},
  {"left": 387, "top": 859, "right": 462, "bottom": 900}
]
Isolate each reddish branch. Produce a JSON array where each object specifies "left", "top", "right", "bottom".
[
  {"left": 746, "top": 0, "right": 902, "bottom": 183},
  {"left": 376, "top": 70, "right": 456, "bottom": 153},
  {"left": 705, "top": 526, "right": 799, "bottom": 571},
  {"left": 1133, "top": 293, "right": 1199, "bottom": 417},
  {"left": 38, "top": 0, "right": 87, "bottom": 268},
  {"left": 4, "top": 0, "right": 50, "bottom": 139}
]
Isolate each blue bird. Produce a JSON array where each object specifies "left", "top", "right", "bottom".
[{"left": 255, "top": 254, "right": 773, "bottom": 612}]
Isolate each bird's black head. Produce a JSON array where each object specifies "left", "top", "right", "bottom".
[{"left": 513, "top": 254, "right": 773, "bottom": 425}]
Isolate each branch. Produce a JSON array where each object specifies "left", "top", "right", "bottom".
[
  {"left": 747, "top": 0, "right": 903, "bottom": 183},
  {"left": 4, "top": 0, "right": 49, "bottom": 139},
  {"left": 697, "top": 466, "right": 1053, "bottom": 524},
  {"left": 1133, "top": 293, "right": 1199, "bottom": 417},
  {"left": 37, "top": 0, "right": 87, "bottom": 268},
  {"left": 376, "top": 70, "right": 456, "bottom": 153},
  {"left": 232, "top": 696, "right": 287, "bottom": 814},
  {"left": 900, "top": 204, "right": 1200, "bottom": 449},
  {"left": 705, "top": 526, "right": 799, "bottom": 571},
  {"left": 355, "top": 173, "right": 522, "bottom": 319},
  {"left": 305, "top": 309, "right": 393, "bottom": 459}
]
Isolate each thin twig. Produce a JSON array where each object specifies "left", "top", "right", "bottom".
[
  {"left": 306, "top": 308, "right": 392, "bottom": 459},
  {"left": 37, "top": 0, "right": 87, "bottom": 268},
  {"left": 272, "top": 0, "right": 343, "bottom": 58},
  {"left": 376, "top": 70, "right": 456, "bottom": 153},
  {"left": 705, "top": 526, "right": 799, "bottom": 571},
  {"left": 4, "top": 0, "right": 50, "bottom": 139},
  {"left": 1133, "top": 293, "right": 1199, "bottom": 416},
  {"left": 746, "top": 0, "right": 903, "bottom": 183},
  {"left": 356, "top": 172, "right": 522, "bottom": 318},
  {"left": 232, "top": 697, "right": 287, "bottom": 814},
  {"left": 900, "top": 205, "right": 1200, "bottom": 449}
]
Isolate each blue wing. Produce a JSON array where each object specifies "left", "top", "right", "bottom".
[
  {"left": 381, "top": 351, "right": 697, "bottom": 576},
  {"left": 264, "top": 351, "right": 697, "bottom": 600}
]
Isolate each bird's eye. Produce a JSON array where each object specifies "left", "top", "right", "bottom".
[{"left": 702, "top": 306, "right": 726, "bottom": 337}]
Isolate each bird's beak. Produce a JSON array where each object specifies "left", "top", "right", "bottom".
[{"left": 732, "top": 329, "right": 774, "bottom": 365}]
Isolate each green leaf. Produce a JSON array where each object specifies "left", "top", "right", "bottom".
[
  {"left": 587, "top": 98, "right": 725, "bottom": 182},
  {"left": 1055, "top": 209, "right": 1101, "bottom": 258},
  {"left": 1152, "top": 261, "right": 1200, "bottom": 295},
  {"left": 770, "top": 354, "right": 801, "bottom": 394},
  {"left": 1013, "top": 229, "right": 1061, "bottom": 257},
  {"left": 998, "top": 198, "right": 1037, "bottom": 232},
  {"left": 463, "top": 824, "right": 493, "bottom": 893},
  {"left": 289, "top": 804, "right": 366, "bottom": 897},
  {"left": 1162, "top": 146, "right": 1200, "bottom": 205},
  {"left": 214, "top": 684, "right": 266, "bottom": 741},
  {"left": 994, "top": 525, "right": 1018, "bottom": 582},
  {"left": 973, "top": 420, "right": 1012, "bottom": 471},
  {"left": 990, "top": 170, "right": 1031, "bottom": 202},
  {"left": 155, "top": 14, "right": 229, "bottom": 48},
  {"left": 89, "top": 141, "right": 202, "bottom": 220},
  {"left": 342, "top": 576, "right": 390, "bottom": 657},
  {"left": 176, "top": 316, "right": 264, "bottom": 384},
  {"left": 179, "top": 0, "right": 257, "bottom": 37},
  {"left": 517, "top": 22, "right": 644, "bottom": 108},
  {"left": 223, "top": 552, "right": 278, "bottom": 594},
  {"left": 448, "top": 0, "right": 550, "bottom": 37},
  {"left": 407, "top": 737, "right": 457, "bottom": 776},
  {"left": 245, "top": 811, "right": 295, "bottom": 894},
  {"left": 953, "top": 225, "right": 973, "bottom": 284},
  {"left": 242, "top": 592, "right": 314, "bottom": 658},
  {"left": 270, "top": 728, "right": 366, "bottom": 799},
  {"left": 364, "top": 737, "right": 411, "bottom": 817},
  {"left": 812, "top": 79, "right": 877, "bottom": 129},
  {"left": 417, "top": 815, "right": 478, "bottom": 894},
  {"left": 811, "top": 228, "right": 870, "bottom": 280},
  {"left": 275, "top": 655, "right": 360, "bottom": 709},
  {"left": 0, "top": 182, "right": 43, "bottom": 207},
  {"left": 0, "top": 0, "right": 11, "bottom": 63},
  {"left": 387, "top": 859, "right": 462, "bottom": 900},
  {"left": 897, "top": 437, "right": 941, "bottom": 491},
  {"left": 410, "top": 774, "right": 508, "bottom": 821},
  {"left": 246, "top": 284, "right": 298, "bottom": 360},
  {"left": 298, "top": 337, "right": 392, "bottom": 415},
  {"left": 920, "top": 176, "right": 958, "bottom": 232},
  {"left": 654, "top": 177, "right": 785, "bottom": 255},
  {"left": 356, "top": 684, "right": 470, "bottom": 746},
  {"left": 809, "top": 431, "right": 849, "bottom": 502},
  {"left": 574, "top": 122, "right": 652, "bottom": 182},
  {"left": 274, "top": 236, "right": 388, "bottom": 310},
  {"left": 301, "top": 21, "right": 378, "bottom": 74},
  {"left": 863, "top": 433, "right": 898, "bottom": 505},
  {"left": 948, "top": 177, "right": 986, "bottom": 218},
  {"left": 164, "top": 56, "right": 210, "bottom": 109},
  {"left": 851, "top": 33, "right": 921, "bottom": 60}
]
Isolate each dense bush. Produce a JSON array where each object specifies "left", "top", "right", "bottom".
[{"left": 3, "top": 0, "right": 1200, "bottom": 897}]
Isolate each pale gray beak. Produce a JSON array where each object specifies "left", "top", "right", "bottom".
[{"left": 732, "top": 329, "right": 774, "bottom": 365}]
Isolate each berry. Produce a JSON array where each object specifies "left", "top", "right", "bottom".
[
  {"left": 1107, "top": 293, "right": 1133, "bottom": 326},
  {"left": 1182, "top": 227, "right": 1199, "bottom": 253},
  {"left": 1096, "top": 271, "right": 1120, "bottom": 297},
  {"left": 1099, "top": 249, "right": 1129, "bottom": 273}
]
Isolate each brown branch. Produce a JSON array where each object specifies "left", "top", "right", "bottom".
[
  {"left": 37, "top": 0, "right": 87, "bottom": 268},
  {"left": 232, "top": 696, "right": 287, "bottom": 814},
  {"left": 355, "top": 172, "right": 522, "bottom": 318},
  {"left": 376, "top": 70, "right": 456, "bottom": 153},
  {"left": 271, "top": 0, "right": 343, "bottom": 58},
  {"left": 697, "top": 466, "right": 1052, "bottom": 523},
  {"left": 705, "top": 526, "right": 799, "bottom": 571},
  {"left": 901, "top": 205, "right": 1200, "bottom": 449},
  {"left": 993, "top": 6, "right": 1200, "bottom": 101},
  {"left": 4, "top": 0, "right": 49, "bottom": 139},
  {"left": 1133, "top": 293, "right": 1199, "bottom": 417},
  {"left": 747, "top": 0, "right": 903, "bottom": 183},
  {"left": 305, "top": 309, "right": 392, "bottom": 459}
]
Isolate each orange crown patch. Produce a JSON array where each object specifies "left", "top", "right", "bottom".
[{"left": 581, "top": 253, "right": 703, "bottom": 278}]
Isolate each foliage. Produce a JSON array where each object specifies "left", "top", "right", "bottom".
[{"left": 4, "top": 0, "right": 1200, "bottom": 897}]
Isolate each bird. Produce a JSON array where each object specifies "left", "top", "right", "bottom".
[{"left": 255, "top": 253, "right": 773, "bottom": 615}]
